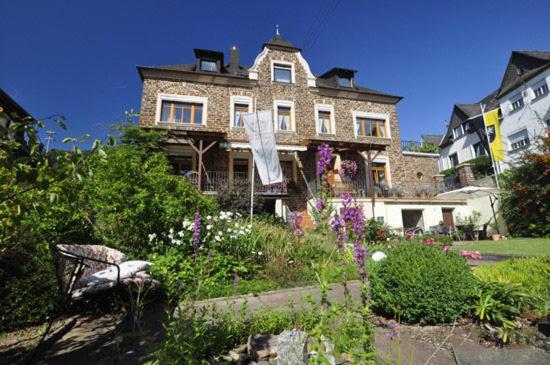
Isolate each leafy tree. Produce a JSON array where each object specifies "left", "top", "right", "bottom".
[{"left": 500, "top": 129, "right": 550, "bottom": 237}]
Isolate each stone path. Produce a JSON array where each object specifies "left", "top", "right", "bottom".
[{"left": 8, "top": 282, "right": 547, "bottom": 364}]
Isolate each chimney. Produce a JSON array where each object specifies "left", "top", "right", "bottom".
[{"left": 229, "top": 46, "right": 239, "bottom": 72}]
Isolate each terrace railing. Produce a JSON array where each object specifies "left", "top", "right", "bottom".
[{"left": 185, "top": 170, "right": 289, "bottom": 195}]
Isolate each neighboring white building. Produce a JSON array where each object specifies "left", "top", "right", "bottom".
[
  {"left": 439, "top": 51, "right": 550, "bottom": 173},
  {"left": 496, "top": 52, "right": 550, "bottom": 171}
]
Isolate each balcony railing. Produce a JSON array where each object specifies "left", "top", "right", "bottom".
[{"left": 184, "top": 170, "right": 289, "bottom": 195}]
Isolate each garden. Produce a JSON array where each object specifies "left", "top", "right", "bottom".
[{"left": 1, "top": 115, "right": 549, "bottom": 364}]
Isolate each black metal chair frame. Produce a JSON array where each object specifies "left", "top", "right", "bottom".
[{"left": 28, "top": 245, "right": 123, "bottom": 363}]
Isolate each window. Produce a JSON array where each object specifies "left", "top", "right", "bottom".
[
  {"left": 233, "top": 157, "right": 249, "bottom": 181},
  {"left": 338, "top": 77, "right": 351, "bottom": 87},
  {"left": 233, "top": 103, "right": 249, "bottom": 128},
  {"left": 371, "top": 162, "right": 387, "bottom": 186},
  {"left": 449, "top": 153, "right": 459, "bottom": 167},
  {"left": 453, "top": 125, "right": 463, "bottom": 138},
  {"left": 545, "top": 119, "right": 550, "bottom": 127},
  {"left": 533, "top": 81, "right": 549, "bottom": 99},
  {"left": 277, "top": 106, "right": 292, "bottom": 131},
  {"left": 273, "top": 64, "right": 292, "bottom": 83},
  {"left": 200, "top": 60, "right": 217, "bottom": 72},
  {"left": 160, "top": 101, "right": 203, "bottom": 124},
  {"left": 171, "top": 156, "right": 193, "bottom": 176},
  {"left": 510, "top": 94, "right": 524, "bottom": 112},
  {"left": 508, "top": 129, "right": 530, "bottom": 151},
  {"left": 356, "top": 117, "right": 386, "bottom": 137},
  {"left": 462, "top": 121, "right": 472, "bottom": 132},
  {"left": 473, "top": 142, "right": 487, "bottom": 157}
]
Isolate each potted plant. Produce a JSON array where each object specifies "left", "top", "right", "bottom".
[{"left": 489, "top": 221, "right": 501, "bottom": 240}]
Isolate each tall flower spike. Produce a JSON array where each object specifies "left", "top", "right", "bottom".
[{"left": 192, "top": 212, "right": 201, "bottom": 249}]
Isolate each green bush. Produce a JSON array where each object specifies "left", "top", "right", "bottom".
[
  {"left": 473, "top": 257, "right": 550, "bottom": 299},
  {"left": 500, "top": 131, "right": 550, "bottom": 237},
  {"left": 467, "top": 155, "right": 493, "bottom": 179},
  {"left": 371, "top": 243, "right": 476, "bottom": 324},
  {"left": 85, "top": 145, "right": 217, "bottom": 257}
]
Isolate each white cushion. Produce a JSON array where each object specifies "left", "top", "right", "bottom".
[{"left": 81, "top": 260, "right": 152, "bottom": 287}]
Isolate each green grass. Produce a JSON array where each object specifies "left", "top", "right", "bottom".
[{"left": 454, "top": 237, "right": 550, "bottom": 256}]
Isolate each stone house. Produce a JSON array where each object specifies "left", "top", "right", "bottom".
[{"left": 137, "top": 33, "right": 469, "bottom": 231}]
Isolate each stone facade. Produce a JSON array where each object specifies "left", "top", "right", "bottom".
[{"left": 138, "top": 37, "right": 440, "bottom": 211}]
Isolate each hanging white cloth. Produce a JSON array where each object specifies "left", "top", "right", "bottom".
[{"left": 242, "top": 110, "right": 283, "bottom": 185}]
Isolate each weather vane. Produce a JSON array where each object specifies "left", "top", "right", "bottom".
[{"left": 276, "top": 24, "right": 280, "bottom": 36}]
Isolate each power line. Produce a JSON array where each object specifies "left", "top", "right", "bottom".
[{"left": 302, "top": 0, "right": 342, "bottom": 52}]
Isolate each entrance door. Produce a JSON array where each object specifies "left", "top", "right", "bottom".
[
  {"left": 442, "top": 208, "right": 454, "bottom": 227},
  {"left": 402, "top": 209, "right": 424, "bottom": 230}
]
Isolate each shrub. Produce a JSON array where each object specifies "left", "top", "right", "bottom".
[
  {"left": 473, "top": 257, "right": 550, "bottom": 299},
  {"left": 371, "top": 243, "right": 476, "bottom": 324},
  {"left": 467, "top": 155, "right": 493, "bottom": 179},
  {"left": 500, "top": 130, "right": 550, "bottom": 237},
  {"left": 215, "top": 181, "right": 264, "bottom": 217},
  {"left": 473, "top": 281, "right": 540, "bottom": 343}
]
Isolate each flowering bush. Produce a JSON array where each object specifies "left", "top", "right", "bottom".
[
  {"left": 371, "top": 243, "right": 476, "bottom": 324},
  {"left": 339, "top": 159, "right": 358, "bottom": 179},
  {"left": 316, "top": 143, "right": 332, "bottom": 176}
]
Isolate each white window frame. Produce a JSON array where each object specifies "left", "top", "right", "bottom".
[
  {"left": 509, "top": 93, "right": 524, "bottom": 112},
  {"left": 155, "top": 93, "right": 208, "bottom": 126},
  {"left": 507, "top": 128, "right": 530, "bottom": 151},
  {"left": 229, "top": 95, "right": 253, "bottom": 129},
  {"left": 273, "top": 100, "right": 296, "bottom": 132},
  {"left": 453, "top": 125, "right": 464, "bottom": 139},
  {"left": 352, "top": 111, "right": 391, "bottom": 138},
  {"left": 271, "top": 60, "right": 295, "bottom": 84},
  {"left": 449, "top": 152, "right": 459, "bottom": 167},
  {"left": 470, "top": 141, "right": 486, "bottom": 158},
  {"left": 532, "top": 80, "right": 549, "bottom": 99},
  {"left": 314, "top": 104, "right": 336, "bottom": 135}
]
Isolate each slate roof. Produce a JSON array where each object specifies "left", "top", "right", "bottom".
[
  {"left": 497, "top": 51, "right": 550, "bottom": 98},
  {"left": 137, "top": 35, "right": 400, "bottom": 101},
  {"left": 421, "top": 134, "right": 444, "bottom": 145},
  {"left": 262, "top": 34, "right": 301, "bottom": 51}
]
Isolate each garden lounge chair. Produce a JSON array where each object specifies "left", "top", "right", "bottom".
[{"left": 30, "top": 244, "right": 154, "bottom": 362}]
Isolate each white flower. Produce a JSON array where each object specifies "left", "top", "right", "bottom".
[
  {"left": 227, "top": 228, "right": 232, "bottom": 233},
  {"left": 207, "top": 215, "right": 212, "bottom": 220},
  {"left": 217, "top": 231, "right": 223, "bottom": 236},
  {"left": 215, "top": 236, "right": 221, "bottom": 242},
  {"left": 206, "top": 225, "right": 212, "bottom": 230},
  {"left": 169, "top": 228, "right": 174, "bottom": 235},
  {"left": 177, "top": 231, "right": 184, "bottom": 237},
  {"left": 252, "top": 251, "right": 256, "bottom": 254},
  {"left": 247, "top": 224, "right": 252, "bottom": 229},
  {"left": 258, "top": 251, "right": 263, "bottom": 256},
  {"left": 148, "top": 233, "right": 156, "bottom": 242},
  {"left": 288, "top": 260, "right": 294, "bottom": 264},
  {"left": 239, "top": 230, "right": 245, "bottom": 235}
]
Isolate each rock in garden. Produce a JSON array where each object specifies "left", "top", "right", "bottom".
[
  {"left": 277, "top": 330, "right": 308, "bottom": 365},
  {"left": 247, "top": 334, "right": 278, "bottom": 361}
]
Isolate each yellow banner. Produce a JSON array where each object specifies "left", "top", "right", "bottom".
[{"left": 483, "top": 108, "right": 504, "bottom": 161}]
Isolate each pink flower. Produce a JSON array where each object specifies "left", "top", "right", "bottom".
[
  {"left": 425, "top": 239, "right": 435, "bottom": 246},
  {"left": 460, "top": 249, "right": 482, "bottom": 260},
  {"left": 442, "top": 245, "right": 450, "bottom": 253}
]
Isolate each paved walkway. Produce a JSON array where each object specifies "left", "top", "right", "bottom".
[{"left": 14, "top": 282, "right": 548, "bottom": 365}]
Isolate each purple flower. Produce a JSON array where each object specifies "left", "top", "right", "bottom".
[
  {"left": 385, "top": 320, "right": 399, "bottom": 340},
  {"left": 192, "top": 212, "right": 201, "bottom": 249},
  {"left": 290, "top": 211, "right": 304, "bottom": 236},
  {"left": 233, "top": 272, "right": 239, "bottom": 289},
  {"left": 316, "top": 143, "right": 332, "bottom": 176},
  {"left": 339, "top": 160, "right": 358, "bottom": 178},
  {"left": 315, "top": 197, "right": 326, "bottom": 211},
  {"left": 353, "top": 242, "right": 368, "bottom": 276}
]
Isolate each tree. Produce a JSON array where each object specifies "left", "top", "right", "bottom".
[{"left": 500, "top": 129, "right": 550, "bottom": 237}]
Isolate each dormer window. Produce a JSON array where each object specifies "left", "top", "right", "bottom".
[
  {"left": 200, "top": 60, "right": 218, "bottom": 72},
  {"left": 273, "top": 63, "right": 293, "bottom": 83},
  {"left": 338, "top": 77, "right": 352, "bottom": 87}
]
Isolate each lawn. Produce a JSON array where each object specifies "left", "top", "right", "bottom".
[{"left": 455, "top": 237, "right": 550, "bottom": 256}]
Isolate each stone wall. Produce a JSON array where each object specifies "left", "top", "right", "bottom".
[{"left": 139, "top": 44, "right": 438, "bottom": 199}]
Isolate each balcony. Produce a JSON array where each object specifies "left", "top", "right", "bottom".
[{"left": 183, "top": 170, "right": 289, "bottom": 195}]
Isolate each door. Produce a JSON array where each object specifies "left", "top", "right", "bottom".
[
  {"left": 442, "top": 208, "right": 454, "bottom": 227},
  {"left": 402, "top": 209, "right": 424, "bottom": 230}
]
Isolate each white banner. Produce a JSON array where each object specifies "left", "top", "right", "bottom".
[{"left": 242, "top": 110, "right": 283, "bottom": 185}]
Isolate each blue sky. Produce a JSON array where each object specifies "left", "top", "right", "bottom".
[{"left": 2, "top": 0, "right": 549, "bottom": 149}]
